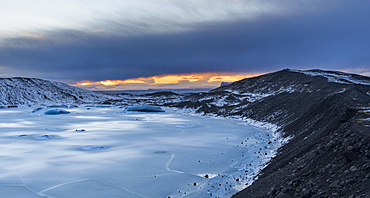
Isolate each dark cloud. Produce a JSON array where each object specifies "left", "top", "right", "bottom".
[{"left": 0, "top": 0, "right": 369, "bottom": 83}]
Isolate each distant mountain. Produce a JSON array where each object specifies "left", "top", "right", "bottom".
[
  {"left": 0, "top": 77, "right": 107, "bottom": 105},
  {"left": 220, "top": 82, "right": 231, "bottom": 87}
]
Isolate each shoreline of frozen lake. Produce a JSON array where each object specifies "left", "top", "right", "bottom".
[{"left": 0, "top": 106, "right": 283, "bottom": 198}]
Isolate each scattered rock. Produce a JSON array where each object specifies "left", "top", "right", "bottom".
[
  {"left": 329, "top": 181, "right": 339, "bottom": 188},
  {"left": 350, "top": 166, "right": 358, "bottom": 172},
  {"left": 267, "top": 187, "right": 277, "bottom": 196}
]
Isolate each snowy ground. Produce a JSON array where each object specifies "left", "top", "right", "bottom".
[{"left": 0, "top": 106, "right": 281, "bottom": 198}]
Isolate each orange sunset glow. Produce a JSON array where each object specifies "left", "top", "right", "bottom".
[
  {"left": 74, "top": 72, "right": 261, "bottom": 90},
  {"left": 207, "top": 75, "right": 256, "bottom": 83},
  {"left": 152, "top": 74, "right": 203, "bottom": 84}
]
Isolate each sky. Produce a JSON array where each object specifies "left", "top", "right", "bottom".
[{"left": 0, "top": 0, "right": 369, "bottom": 90}]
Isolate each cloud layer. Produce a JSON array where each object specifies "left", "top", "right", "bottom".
[{"left": 0, "top": 0, "right": 369, "bottom": 86}]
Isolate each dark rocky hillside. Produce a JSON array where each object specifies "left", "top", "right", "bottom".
[{"left": 159, "top": 69, "right": 370, "bottom": 198}]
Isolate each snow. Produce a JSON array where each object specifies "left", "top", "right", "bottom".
[
  {"left": 44, "top": 128, "right": 67, "bottom": 132},
  {"left": 290, "top": 69, "right": 370, "bottom": 85},
  {"left": 209, "top": 95, "right": 241, "bottom": 107},
  {"left": 169, "top": 124, "right": 196, "bottom": 128},
  {"left": 223, "top": 86, "right": 297, "bottom": 103},
  {"left": 338, "top": 88, "right": 347, "bottom": 94},
  {"left": 0, "top": 106, "right": 284, "bottom": 198}
]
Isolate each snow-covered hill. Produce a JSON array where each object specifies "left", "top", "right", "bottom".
[{"left": 0, "top": 77, "right": 107, "bottom": 105}]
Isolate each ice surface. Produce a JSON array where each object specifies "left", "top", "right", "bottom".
[
  {"left": 44, "top": 128, "right": 66, "bottom": 132},
  {"left": 0, "top": 107, "right": 282, "bottom": 198},
  {"left": 12, "top": 134, "right": 31, "bottom": 138},
  {"left": 34, "top": 135, "right": 52, "bottom": 140},
  {"left": 95, "top": 105, "right": 111, "bottom": 108},
  {"left": 44, "top": 109, "right": 71, "bottom": 115},
  {"left": 126, "top": 106, "right": 165, "bottom": 112},
  {"left": 79, "top": 146, "right": 108, "bottom": 151},
  {"left": 169, "top": 124, "right": 196, "bottom": 128}
]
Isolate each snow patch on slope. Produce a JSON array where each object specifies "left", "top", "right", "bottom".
[
  {"left": 289, "top": 69, "right": 370, "bottom": 85},
  {"left": 224, "top": 86, "right": 296, "bottom": 102}
]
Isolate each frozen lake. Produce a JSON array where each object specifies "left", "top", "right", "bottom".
[{"left": 0, "top": 106, "right": 280, "bottom": 198}]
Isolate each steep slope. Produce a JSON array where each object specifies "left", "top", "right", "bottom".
[
  {"left": 0, "top": 77, "right": 106, "bottom": 105},
  {"left": 156, "top": 69, "right": 370, "bottom": 197}
]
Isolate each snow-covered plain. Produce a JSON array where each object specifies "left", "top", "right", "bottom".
[{"left": 0, "top": 106, "right": 282, "bottom": 198}]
